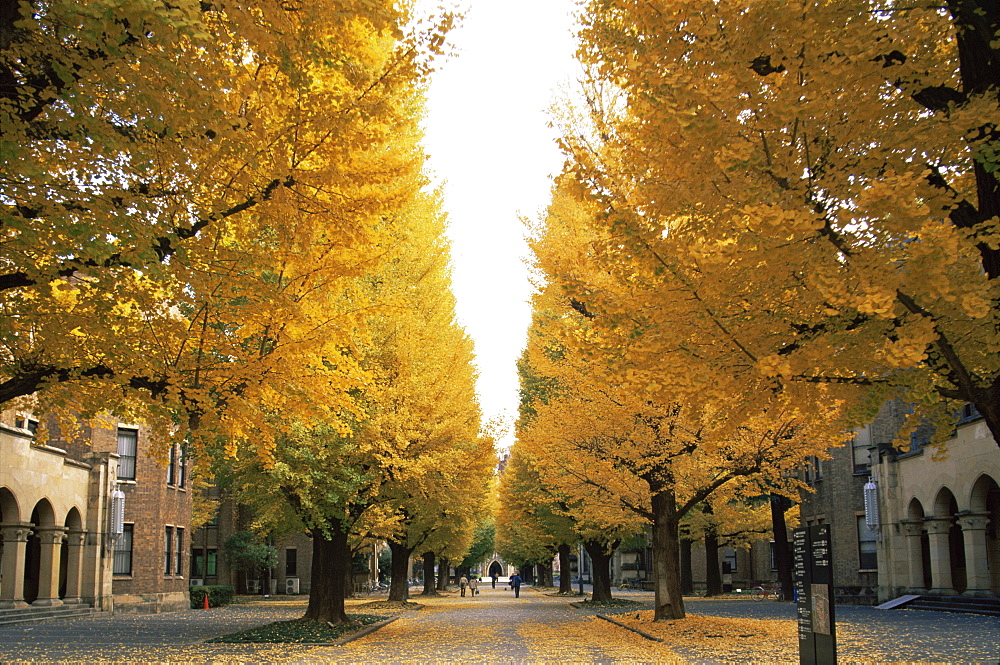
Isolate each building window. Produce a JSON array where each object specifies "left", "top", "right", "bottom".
[
  {"left": 957, "top": 402, "right": 981, "bottom": 424},
  {"left": 177, "top": 445, "right": 187, "bottom": 489},
  {"left": 722, "top": 548, "right": 737, "bottom": 574},
  {"left": 286, "top": 548, "right": 297, "bottom": 577},
  {"left": 191, "top": 548, "right": 203, "bottom": 578},
  {"left": 14, "top": 415, "right": 39, "bottom": 435},
  {"left": 117, "top": 428, "right": 138, "bottom": 480},
  {"left": 804, "top": 456, "right": 823, "bottom": 484},
  {"left": 113, "top": 524, "right": 134, "bottom": 575},
  {"left": 192, "top": 547, "right": 219, "bottom": 577},
  {"left": 175, "top": 528, "right": 184, "bottom": 575},
  {"left": 165, "top": 526, "right": 174, "bottom": 575},
  {"left": 852, "top": 427, "right": 873, "bottom": 474},
  {"left": 857, "top": 515, "right": 878, "bottom": 570},
  {"left": 167, "top": 445, "right": 176, "bottom": 485}
]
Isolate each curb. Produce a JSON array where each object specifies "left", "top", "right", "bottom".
[
  {"left": 334, "top": 615, "right": 401, "bottom": 646},
  {"left": 596, "top": 614, "right": 664, "bottom": 643}
]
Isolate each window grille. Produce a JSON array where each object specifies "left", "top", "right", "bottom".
[
  {"left": 117, "top": 428, "right": 138, "bottom": 480},
  {"left": 113, "top": 524, "right": 134, "bottom": 575},
  {"left": 856, "top": 515, "right": 878, "bottom": 569},
  {"left": 167, "top": 445, "right": 175, "bottom": 485},
  {"left": 165, "top": 526, "right": 174, "bottom": 575},
  {"left": 175, "top": 528, "right": 184, "bottom": 575}
]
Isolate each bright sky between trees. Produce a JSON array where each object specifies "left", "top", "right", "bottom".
[{"left": 416, "top": 0, "right": 582, "bottom": 448}]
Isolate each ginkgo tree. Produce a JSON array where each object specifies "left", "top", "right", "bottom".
[
  {"left": 567, "top": 0, "right": 1000, "bottom": 445},
  {"left": 217, "top": 180, "right": 493, "bottom": 623},
  {"left": 1, "top": 0, "right": 454, "bottom": 460},
  {"left": 520, "top": 180, "right": 849, "bottom": 620}
]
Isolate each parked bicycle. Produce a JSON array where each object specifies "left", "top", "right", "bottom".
[{"left": 751, "top": 582, "right": 782, "bottom": 601}]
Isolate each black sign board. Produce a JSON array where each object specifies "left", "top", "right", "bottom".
[{"left": 794, "top": 524, "right": 837, "bottom": 664}]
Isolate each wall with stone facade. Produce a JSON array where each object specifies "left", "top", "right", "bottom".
[{"left": 1, "top": 408, "right": 193, "bottom": 615}]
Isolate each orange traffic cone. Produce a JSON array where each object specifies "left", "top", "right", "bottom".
[{"left": 203, "top": 593, "right": 210, "bottom": 610}]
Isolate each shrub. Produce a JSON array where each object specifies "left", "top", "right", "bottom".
[{"left": 190, "top": 584, "right": 236, "bottom": 608}]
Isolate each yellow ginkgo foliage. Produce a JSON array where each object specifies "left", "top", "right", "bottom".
[
  {"left": 1, "top": 0, "right": 455, "bottom": 459},
  {"left": 563, "top": 0, "right": 1000, "bottom": 444}
]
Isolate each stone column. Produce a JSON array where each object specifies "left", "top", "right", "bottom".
[
  {"left": 957, "top": 513, "right": 993, "bottom": 597},
  {"left": 901, "top": 520, "right": 927, "bottom": 594},
  {"left": 0, "top": 524, "right": 31, "bottom": 609},
  {"left": 62, "top": 530, "right": 87, "bottom": 605},
  {"left": 924, "top": 517, "right": 957, "bottom": 596},
  {"left": 32, "top": 527, "right": 66, "bottom": 607}
]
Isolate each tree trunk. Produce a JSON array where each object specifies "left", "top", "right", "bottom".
[
  {"left": 421, "top": 551, "right": 438, "bottom": 596},
  {"left": 651, "top": 485, "right": 685, "bottom": 620},
  {"left": 680, "top": 537, "right": 693, "bottom": 595},
  {"left": 770, "top": 494, "right": 794, "bottom": 601},
  {"left": 344, "top": 550, "right": 355, "bottom": 598},
  {"left": 387, "top": 541, "right": 411, "bottom": 602},
  {"left": 437, "top": 556, "right": 449, "bottom": 591},
  {"left": 303, "top": 521, "right": 352, "bottom": 624},
  {"left": 704, "top": 528, "right": 723, "bottom": 596},
  {"left": 583, "top": 540, "right": 615, "bottom": 603},
  {"left": 558, "top": 543, "right": 574, "bottom": 594},
  {"left": 539, "top": 559, "right": 554, "bottom": 587}
]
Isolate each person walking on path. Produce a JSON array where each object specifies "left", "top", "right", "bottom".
[
  {"left": 510, "top": 572, "right": 522, "bottom": 598},
  {"left": 491, "top": 572, "right": 498, "bottom": 589},
  {"left": 469, "top": 576, "right": 479, "bottom": 597},
  {"left": 459, "top": 575, "right": 468, "bottom": 597}
]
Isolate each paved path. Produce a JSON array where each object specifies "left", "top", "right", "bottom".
[
  {"left": 680, "top": 596, "right": 999, "bottom": 663},
  {"left": 0, "top": 587, "right": 996, "bottom": 662}
]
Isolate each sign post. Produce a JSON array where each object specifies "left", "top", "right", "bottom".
[{"left": 794, "top": 524, "right": 837, "bottom": 664}]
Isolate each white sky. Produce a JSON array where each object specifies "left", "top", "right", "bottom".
[{"left": 416, "top": 0, "right": 581, "bottom": 449}]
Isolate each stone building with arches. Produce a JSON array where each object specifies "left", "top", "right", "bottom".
[
  {"left": 799, "top": 400, "right": 999, "bottom": 606},
  {"left": 872, "top": 406, "right": 999, "bottom": 599},
  {"left": 0, "top": 409, "right": 191, "bottom": 618}
]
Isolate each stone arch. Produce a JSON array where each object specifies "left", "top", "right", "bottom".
[
  {"left": 929, "top": 487, "right": 965, "bottom": 593},
  {"left": 0, "top": 487, "right": 19, "bottom": 523},
  {"left": 906, "top": 498, "right": 931, "bottom": 590},
  {"left": 60, "top": 507, "right": 83, "bottom": 600},
  {"left": 64, "top": 507, "right": 82, "bottom": 530},
  {"left": 30, "top": 499, "right": 55, "bottom": 527},
  {"left": 488, "top": 560, "right": 504, "bottom": 578},
  {"left": 932, "top": 486, "right": 957, "bottom": 518},
  {"left": 23, "top": 500, "right": 55, "bottom": 604},
  {"left": 969, "top": 474, "right": 999, "bottom": 513},
  {"left": 968, "top": 474, "right": 999, "bottom": 595}
]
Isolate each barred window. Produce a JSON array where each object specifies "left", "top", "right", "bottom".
[
  {"left": 167, "top": 445, "right": 175, "bottom": 485},
  {"left": 165, "top": 526, "right": 174, "bottom": 575},
  {"left": 113, "top": 524, "right": 134, "bottom": 575},
  {"left": 117, "top": 428, "right": 138, "bottom": 480},
  {"left": 175, "top": 528, "right": 184, "bottom": 575},
  {"left": 857, "top": 515, "right": 878, "bottom": 570},
  {"left": 177, "top": 445, "right": 187, "bottom": 488}
]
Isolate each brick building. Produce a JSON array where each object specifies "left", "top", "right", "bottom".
[
  {"left": 0, "top": 409, "right": 192, "bottom": 616},
  {"left": 799, "top": 400, "right": 999, "bottom": 604},
  {"left": 191, "top": 493, "right": 313, "bottom": 596}
]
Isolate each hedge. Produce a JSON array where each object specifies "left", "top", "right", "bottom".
[{"left": 189, "top": 584, "right": 236, "bottom": 608}]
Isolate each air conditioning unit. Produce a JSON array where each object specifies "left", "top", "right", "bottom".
[
  {"left": 247, "top": 580, "right": 261, "bottom": 594},
  {"left": 286, "top": 578, "right": 300, "bottom": 595},
  {"left": 190, "top": 579, "right": 204, "bottom": 586}
]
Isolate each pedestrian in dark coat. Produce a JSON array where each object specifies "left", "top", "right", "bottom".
[{"left": 510, "top": 572, "right": 523, "bottom": 598}]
